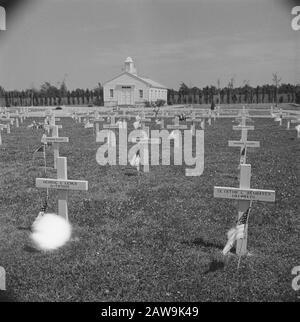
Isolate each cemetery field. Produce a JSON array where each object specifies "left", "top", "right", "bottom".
[{"left": 0, "top": 116, "right": 299, "bottom": 302}]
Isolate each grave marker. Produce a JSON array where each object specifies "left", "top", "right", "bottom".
[
  {"left": 0, "top": 266, "right": 5, "bottom": 290},
  {"left": 131, "top": 134, "right": 161, "bottom": 172},
  {"left": 186, "top": 114, "right": 205, "bottom": 135},
  {"left": 291, "top": 118, "right": 300, "bottom": 138},
  {"left": 103, "top": 115, "right": 120, "bottom": 147},
  {"left": 167, "top": 116, "right": 188, "bottom": 148},
  {"left": 36, "top": 157, "right": 88, "bottom": 221},
  {"left": 230, "top": 115, "right": 258, "bottom": 164},
  {"left": 0, "top": 124, "right": 8, "bottom": 145},
  {"left": 214, "top": 163, "right": 275, "bottom": 256},
  {"left": 41, "top": 125, "right": 69, "bottom": 169},
  {"left": 90, "top": 117, "right": 105, "bottom": 135}
]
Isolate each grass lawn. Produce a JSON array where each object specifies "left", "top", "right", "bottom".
[{"left": 0, "top": 111, "right": 299, "bottom": 302}]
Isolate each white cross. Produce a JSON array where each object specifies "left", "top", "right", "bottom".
[
  {"left": 36, "top": 156, "right": 88, "bottom": 221},
  {"left": 186, "top": 114, "right": 205, "bottom": 136},
  {"left": 0, "top": 124, "right": 8, "bottom": 145},
  {"left": 282, "top": 114, "right": 294, "bottom": 130},
  {"left": 41, "top": 125, "right": 69, "bottom": 169},
  {"left": 229, "top": 116, "right": 258, "bottom": 164},
  {"left": 0, "top": 266, "right": 5, "bottom": 290},
  {"left": 131, "top": 132, "right": 161, "bottom": 172},
  {"left": 139, "top": 116, "right": 152, "bottom": 131},
  {"left": 214, "top": 163, "right": 275, "bottom": 256},
  {"left": 103, "top": 115, "right": 120, "bottom": 147},
  {"left": 167, "top": 116, "right": 188, "bottom": 148},
  {"left": 90, "top": 117, "right": 105, "bottom": 135}
]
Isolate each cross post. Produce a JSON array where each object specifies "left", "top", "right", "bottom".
[
  {"left": 214, "top": 163, "right": 275, "bottom": 256},
  {"left": 36, "top": 157, "right": 88, "bottom": 221},
  {"left": 41, "top": 125, "right": 69, "bottom": 169}
]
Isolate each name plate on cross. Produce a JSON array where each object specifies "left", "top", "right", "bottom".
[
  {"left": 228, "top": 140, "right": 260, "bottom": 148},
  {"left": 214, "top": 187, "right": 275, "bottom": 202},
  {"left": 233, "top": 125, "right": 254, "bottom": 131},
  {"left": 36, "top": 179, "right": 88, "bottom": 191},
  {"left": 42, "top": 137, "right": 69, "bottom": 143}
]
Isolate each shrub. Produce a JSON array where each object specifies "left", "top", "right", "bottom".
[{"left": 156, "top": 99, "right": 166, "bottom": 107}]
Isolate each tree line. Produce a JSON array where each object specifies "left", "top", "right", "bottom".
[
  {"left": 168, "top": 81, "right": 300, "bottom": 105},
  {"left": 0, "top": 82, "right": 103, "bottom": 107},
  {"left": 1, "top": 78, "right": 300, "bottom": 107}
]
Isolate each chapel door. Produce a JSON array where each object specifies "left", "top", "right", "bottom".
[{"left": 120, "top": 86, "right": 133, "bottom": 105}]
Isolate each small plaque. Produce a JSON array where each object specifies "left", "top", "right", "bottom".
[
  {"left": 42, "top": 137, "right": 69, "bottom": 143},
  {"left": 214, "top": 186, "right": 275, "bottom": 202},
  {"left": 228, "top": 140, "right": 260, "bottom": 148},
  {"left": 36, "top": 178, "right": 88, "bottom": 191},
  {"left": 167, "top": 125, "right": 188, "bottom": 130},
  {"left": 233, "top": 125, "right": 254, "bottom": 130}
]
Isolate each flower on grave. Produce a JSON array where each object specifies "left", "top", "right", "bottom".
[
  {"left": 130, "top": 151, "right": 141, "bottom": 171},
  {"left": 169, "top": 130, "right": 178, "bottom": 140},
  {"left": 133, "top": 121, "right": 141, "bottom": 129}
]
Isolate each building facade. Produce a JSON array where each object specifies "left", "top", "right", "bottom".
[{"left": 103, "top": 57, "right": 168, "bottom": 107}]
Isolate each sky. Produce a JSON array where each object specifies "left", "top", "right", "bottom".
[{"left": 0, "top": 0, "right": 299, "bottom": 91}]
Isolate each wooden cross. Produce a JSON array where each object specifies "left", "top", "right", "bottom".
[
  {"left": 214, "top": 163, "right": 275, "bottom": 256},
  {"left": 139, "top": 115, "right": 152, "bottom": 133},
  {"left": 186, "top": 114, "right": 205, "bottom": 135},
  {"left": 291, "top": 118, "right": 300, "bottom": 138},
  {"left": 105, "top": 115, "right": 117, "bottom": 126},
  {"left": 41, "top": 125, "right": 69, "bottom": 169},
  {"left": 273, "top": 111, "right": 283, "bottom": 126},
  {"left": 90, "top": 117, "right": 105, "bottom": 135},
  {"left": 228, "top": 139, "right": 259, "bottom": 165},
  {"left": 282, "top": 114, "right": 293, "bottom": 130},
  {"left": 131, "top": 134, "right": 161, "bottom": 172},
  {"left": 232, "top": 116, "right": 255, "bottom": 145},
  {"left": 230, "top": 116, "right": 258, "bottom": 164},
  {"left": 186, "top": 112, "right": 196, "bottom": 135},
  {"left": 167, "top": 116, "right": 188, "bottom": 148},
  {"left": 208, "top": 110, "right": 212, "bottom": 125},
  {"left": 0, "top": 124, "right": 7, "bottom": 145},
  {"left": 167, "top": 116, "right": 188, "bottom": 130},
  {"left": 36, "top": 157, "right": 88, "bottom": 221},
  {"left": 103, "top": 115, "right": 120, "bottom": 147},
  {"left": 0, "top": 266, "right": 5, "bottom": 290},
  {"left": 0, "top": 124, "right": 9, "bottom": 144}
]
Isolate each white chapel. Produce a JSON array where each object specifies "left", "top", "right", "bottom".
[{"left": 103, "top": 57, "right": 168, "bottom": 107}]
